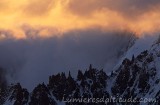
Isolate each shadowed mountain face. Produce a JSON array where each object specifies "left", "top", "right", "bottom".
[
  {"left": 0, "top": 68, "right": 7, "bottom": 105},
  {"left": 1, "top": 39, "right": 160, "bottom": 105}
]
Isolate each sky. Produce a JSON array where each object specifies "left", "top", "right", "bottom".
[
  {"left": 0, "top": 0, "right": 160, "bottom": 39},
  {"left": 0, "top": 0, "right": 160, "bottom": 89}
]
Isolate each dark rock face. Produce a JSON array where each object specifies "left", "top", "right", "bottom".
[
  {"left": 9, "top": 83, "right": 29, "bottom": 105},
  {"left": 0, "top": 68, "right": 7, "bottom": 105},
  {"left": 2, "top": 44, "right": 160, "bottom": 105},
  {"left": 29, "top": 83, "right": 56, "bottom": 105}
]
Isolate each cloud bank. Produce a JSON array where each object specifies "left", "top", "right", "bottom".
[
  {"left": 0, "top": 30, "right": 135, "bottom": 90},
  {"left": 0, "top": 0, "right": 160, "bottom": 38}
]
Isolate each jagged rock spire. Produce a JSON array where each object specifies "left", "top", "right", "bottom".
[
  {"left": 157, "top": 35, "right": 160, "bottom": 44},
  {"left": 89, "top": 64, "right": 92, "bottom": 70}
]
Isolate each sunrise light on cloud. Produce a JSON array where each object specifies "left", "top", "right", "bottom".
[{"left": 0, "top": 0, "right": 160, "bottom": 39}]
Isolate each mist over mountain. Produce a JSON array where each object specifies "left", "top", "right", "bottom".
[
  {"left": 0, "top": 32, "right": 160, "bottom": 105},
  {"left": 0, "top": 30, "right": 135, "bottom": 89}
]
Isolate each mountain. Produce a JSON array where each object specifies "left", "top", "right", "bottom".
[
  {"left": 1, "top": 35, "right": 160, "bottom": 105},
  {"left": 0, "top": 68, "right": 8, "bottom": 105}
]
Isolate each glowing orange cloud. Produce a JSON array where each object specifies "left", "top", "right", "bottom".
[{"left": 0, "top": 0, "right": 160, "bottom": 39}]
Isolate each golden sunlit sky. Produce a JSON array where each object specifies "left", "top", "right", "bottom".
[{"left": 0, "top": 0, "right": 160, "bottom": 39}]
